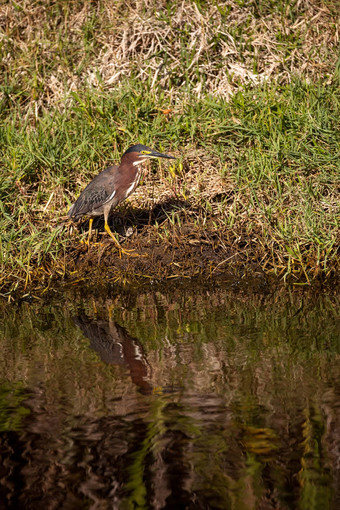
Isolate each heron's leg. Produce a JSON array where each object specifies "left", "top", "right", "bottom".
[
  {"left": 104, "top": 218, "right": 137, "bottom": 257},
  {"left": 87, "top": 218, "right": 94, "bottom": 245},
  {"left": 80, "top": 218, "right": 95, "bottom": 245},
  {"left": 104, "top": 219, "right": 121, "bottom": 247}
]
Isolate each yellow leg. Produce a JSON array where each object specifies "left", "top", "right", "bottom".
[
  {"left": 80, "top": 218, "right": 95, "bottom": 245},
  {"left": 87, "top": 218, "right": 93, "bottom": 245},
  {"left": 104, "top": 220, "right": 137, "bottom": 257},
  {"left": 104, "top": 220, "right": 121, "bottom": 246}
]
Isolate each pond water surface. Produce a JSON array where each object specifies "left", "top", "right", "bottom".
[{"left": 0, "top": 283, "right": 339, "bottom": 509}]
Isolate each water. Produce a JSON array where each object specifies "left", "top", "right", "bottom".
[{"left": 0, "top": 283, "right": 339, "bottom": 509}]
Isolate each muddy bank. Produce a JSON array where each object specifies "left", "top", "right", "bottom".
[
  {"left": 18, "top": 215, "right": 336, "bottom": 299},
  {"left": 2, "top": 181, "right": 339, "bottom": 298}
]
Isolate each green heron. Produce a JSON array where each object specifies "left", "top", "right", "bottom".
[
  {"left": 67, "top": 144, "right": 176, "bottom": 249},
  {"left": 73, "top": 314, "right": 152, "bottom": 394}
]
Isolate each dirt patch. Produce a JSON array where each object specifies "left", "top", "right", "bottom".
[{"left": 45, "top": 211, "right": 327, "bottom": 293}]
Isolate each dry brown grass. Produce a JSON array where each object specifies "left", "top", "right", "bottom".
[{"left": 1, "top": 0, "right": 339, "bottom": 113}]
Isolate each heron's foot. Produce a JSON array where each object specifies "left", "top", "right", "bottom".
[
  {"left": 118, "top": 246, "right": 140, "bottom": 258},
  {"left": 152, "top": 386, "right": 164, "bottom": 395},
  {"left": 104, "top": 223, "right": 140, "bottom": 257},
  {"left": 80, "top": 239, "right": 103, "bottom": 247}
]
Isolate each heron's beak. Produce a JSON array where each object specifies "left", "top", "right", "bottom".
[{"left": 148, "top": 151, "right": 176, "bottom": 160}]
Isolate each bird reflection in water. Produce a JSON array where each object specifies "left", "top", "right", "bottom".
[{"left": 73, "top": 315, "right": 153, "bottom": 395}]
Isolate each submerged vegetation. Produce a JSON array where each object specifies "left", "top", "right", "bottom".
[{"left": 0, "top": 0, "right": 339, "bottom": 295}]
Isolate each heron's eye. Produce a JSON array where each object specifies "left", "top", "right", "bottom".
[{"left": 140, "top": 150, "right": 151, "bottom": 155}]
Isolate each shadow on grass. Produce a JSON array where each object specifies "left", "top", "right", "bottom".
[{"left": 76, "top": 197, "right": 190, "bottom": 236}]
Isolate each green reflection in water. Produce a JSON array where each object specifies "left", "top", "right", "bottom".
[
  {"left": 0, "top": 382, "right": 30, "bottom": 431},
  {"left": 298, "top": 405, "right": 333, "bottom": 510},
  {"left": 0, "top": 284, "right": 339, "bottom": 509}
]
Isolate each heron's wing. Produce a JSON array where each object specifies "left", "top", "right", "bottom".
[
  {"left": 67, "top": 186, "right": 113, "bottom": 218},
  {"left": 68, "top": 166, "right": 118, "bottom": 219}
]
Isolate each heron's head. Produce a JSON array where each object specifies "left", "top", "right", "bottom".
[{"left": 122, "top": 144, "right": 176, "bottom": 166}]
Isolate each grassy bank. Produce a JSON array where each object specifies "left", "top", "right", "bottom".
[{"left": 0, "top": 1, "right": 339, "bottom": 295}]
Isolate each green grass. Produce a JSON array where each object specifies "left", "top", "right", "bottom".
[{"left": 0, "top": 1, "right": 339, "bottom": 294}]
